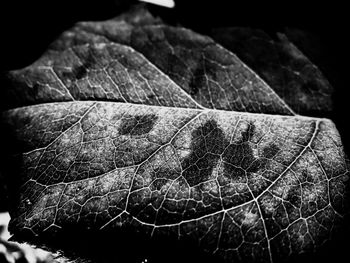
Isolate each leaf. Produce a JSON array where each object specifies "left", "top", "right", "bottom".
[
  {"left": 209, "top": 27, "right": 333, "bottom": 116},
  {"left": 3, "top": 8, "right": 295, "bottom": 115},
  {"left": 1, "top": 5, "right": 349, "bottom": 263}
]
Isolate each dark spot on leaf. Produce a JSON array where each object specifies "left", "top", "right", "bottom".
[
  {"left": 182, "top": 120, "right": 228, "bottom": 187},
  {"left": 222, "top": 123, "right": 281, "bottom": 191},
  {"left": 262, "top": 143, "right": 280, "bottom": 159},
  {"left": 182, "top": 121, "right": 278, "bottom": 187},
  {"left": 119, "top": 114, "right": 158, "bottom": 136},
  {"left": 222, "top": 122, "right": 262, "bottom": 178},
  {"left": 71, "top": 51, "right": 95, "bottom": 80}
]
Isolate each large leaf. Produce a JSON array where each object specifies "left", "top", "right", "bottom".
[{"left": 1, "top": 5, "right": 348, "bottom": 263}]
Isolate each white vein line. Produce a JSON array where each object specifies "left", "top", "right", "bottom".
[
  {"left": 212, "top": 43, "right": 297, "bottom": 115},
  {"left": 102, "top": 68, "right": 128, "bottom": 103},
  {"left": 255, "top": 199, "right": 273, "bottom": 263},
  {"left": 39, "top": 66, "right": 76, "bottom": 101},
  {"left": 245, "top": 174, "right": 273, "bottom": 263},
  {"left": 309, "top": 142, "right": 333, "bottom": 209},
  {"left": 23, "top": 103, "right": 96, "bottom": 157}
]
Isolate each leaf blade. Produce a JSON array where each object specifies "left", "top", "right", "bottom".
[{"left": 3, "top": 101, "right": 348, "bottom": 262}]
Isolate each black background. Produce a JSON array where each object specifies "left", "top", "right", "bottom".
[
  {"left": 0, "top": 0, "right": 348, "bottom": 71},
  {"left": 0, "top": 0, "right": 348, "bottom": 263}
]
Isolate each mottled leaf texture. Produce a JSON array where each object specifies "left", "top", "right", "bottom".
[
  {"left": 209, "top": 27, "right": 333, "bottom": 116},
  {"left": 0, "top": 5, "right": 349, "bottom": 263}
]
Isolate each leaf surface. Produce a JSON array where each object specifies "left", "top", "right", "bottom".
[
  {"left": 209, "top": 27, "right": 333, "bottom": 116},
  {"left": 1, "top": 6, "right": 348, "bottom": 263},
  {"left": 3, "top": 8, "right": 294, "bottom": 115}
]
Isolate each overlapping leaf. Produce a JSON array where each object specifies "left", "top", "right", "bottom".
[
  {"left": 209, "top": 27, "right": 333, "bottom": 116},
  {"left": 1, "top": 5, "right": 348, "bottom": 263}
]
